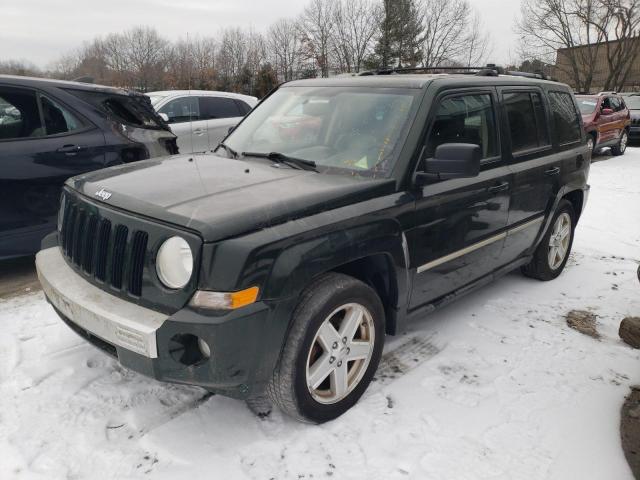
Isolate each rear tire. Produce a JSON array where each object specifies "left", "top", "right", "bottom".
[
  {"left": 521, "top": 200, "right": 576, "bottom": 281},
  {"left": 267, "top": 273, "right": 385, "bottom": 423},
  {"left": 587, "top": 135, "right": 596, "bottom": 158},
  {"left": 612, "top": 130, "right": 628, "bottom": 156}
]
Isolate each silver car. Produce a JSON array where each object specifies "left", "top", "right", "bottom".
[{"left": 147, "top": 90, "right": 258, "bottom": 154}]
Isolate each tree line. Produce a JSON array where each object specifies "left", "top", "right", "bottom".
[{"left": 0, "top": 0, "right": 490, "bottom": 97}]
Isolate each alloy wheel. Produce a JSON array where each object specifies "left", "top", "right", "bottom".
[
  {"left": 305, "top": 303, "right": 375, "bottom": 405},
  {"left": 620, "top": 132, "right": 628, "bottom": 153},
  {"left": 548, "top": 212, "right": 572, "bottom": 270}
]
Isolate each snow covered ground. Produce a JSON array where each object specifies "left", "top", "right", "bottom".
[{"left": 1, "top": 150, "right": 640, "bottom": 480}]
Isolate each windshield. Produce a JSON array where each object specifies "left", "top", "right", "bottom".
[
  {"left": 222, "top": 86, "right": 419, "bottom": 176},
  {"left": 577, "top": 97, "right": 599, "bottom": 115},
  {"left": 625, "top": 95, "right": 640, "bottom": 110}
]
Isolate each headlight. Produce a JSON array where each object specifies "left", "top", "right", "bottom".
[{"left": 156, "top": 236, "right": 193, "bottom": 289}]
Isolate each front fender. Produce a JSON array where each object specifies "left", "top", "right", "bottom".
[{"left": 198, "top": 192, "right": 412, "bottom": 302}]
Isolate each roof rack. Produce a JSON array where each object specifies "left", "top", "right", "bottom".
[
  {"left": 359, "top": 65, "right": 500, "bottom": 76},
  {"left": 359, "top": 64, "right": 555, "bottom": 81}
]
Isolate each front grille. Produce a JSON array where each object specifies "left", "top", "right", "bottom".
[
  {"left": 57, "top": 189, "right": 202, "bottom": 314},
  {"left": 59, "top": 198, "right": 146, "bottom": 297}
]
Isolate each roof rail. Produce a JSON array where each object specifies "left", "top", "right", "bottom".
[
  {"left": 359, "top": 65, "right": 500, "bottom": 76},
  {"left": 358, "top": 64, "right": 557, "bottom": 81}
]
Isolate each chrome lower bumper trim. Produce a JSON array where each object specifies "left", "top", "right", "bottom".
[{"left": 35, "top": 247, "right": 167, "bottom": 358}]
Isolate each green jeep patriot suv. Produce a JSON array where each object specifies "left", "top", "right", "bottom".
[{"left": 36, "top": 70, "right": 590, "bottom": 423}]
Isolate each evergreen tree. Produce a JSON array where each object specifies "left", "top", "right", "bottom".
[{"left": 374, "top": 0, "right": 424, "bottom": 69}]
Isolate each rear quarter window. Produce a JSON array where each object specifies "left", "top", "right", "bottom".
[
  {"left": 200, "top": 96, "right": 243, "bottom": 119},
  {"left": 548, "top": 91, "right": 582, "bottom": 145},
  {"left": 67, "top": 89, "right": 166, "bottom": 130}
]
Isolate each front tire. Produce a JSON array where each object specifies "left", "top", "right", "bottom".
[
  {"left": 612, "top": 130, "right": 628, "bottom": 156},
  {"left": 522, "top": 200, "right": 576, "bottom": 281},
  {"left": 268, "top": 273, "right": 385, "bottom": 423}
]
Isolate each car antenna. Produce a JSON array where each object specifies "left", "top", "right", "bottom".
[{"left": 187, "top": 31, "right": 195, "bottom": 155}]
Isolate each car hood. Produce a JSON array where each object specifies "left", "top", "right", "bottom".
[{"left": 67, "top": 154, "right": 396, "bottom": 242}]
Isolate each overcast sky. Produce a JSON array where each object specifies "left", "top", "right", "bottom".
[{"left": 1, "top": 0, "right": 522, "bottom": 69}]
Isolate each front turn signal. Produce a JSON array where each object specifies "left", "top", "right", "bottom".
[{"left": 189, "top": 286, "right": 260, "bottom": 310}]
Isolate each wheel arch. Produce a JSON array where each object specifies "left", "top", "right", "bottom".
[
  {"left": 331, "top": 253, "right": 400, "bottom": 336},
  {"left": 563, "top": 189, "right": 584, "bottom": 221}
]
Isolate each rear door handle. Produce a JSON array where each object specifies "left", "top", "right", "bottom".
[
  {"left": 193, "top": 129, "right": 206, "bottom": 136},
  {"left": 545, "top": 167, "right": 561, "bottom": 177},
  {"left": 57, "top": 145, "right": 86, "bottom": 155},
  {"left": 488, "top": 182, "right": 509, "bottom": 194}
]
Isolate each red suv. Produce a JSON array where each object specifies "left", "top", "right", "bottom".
[{"left": 576, "top": 94, "right": 631, "bottom": 156}]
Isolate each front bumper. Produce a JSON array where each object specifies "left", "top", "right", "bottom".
[
  {"left": 36, "top": 247, "right": 166, "bottom": 358},
  {"left": 36, "top": 246, "right": 290, "bottom": 399}
]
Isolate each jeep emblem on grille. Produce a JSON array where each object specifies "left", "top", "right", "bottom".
[{"left": 95, "top": 188, "right": 112, "bottom": 201}]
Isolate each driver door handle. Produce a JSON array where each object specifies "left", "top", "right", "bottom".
[
  {"left": 57, "top": 145, "right": 86, "bottom": 155},
  {"left": 545, "top": 167, "right": 561, "bottom": 177}
]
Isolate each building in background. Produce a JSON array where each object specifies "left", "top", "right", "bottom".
[{"left": 555, "top": 38, "right": 640, "bottom": 93}]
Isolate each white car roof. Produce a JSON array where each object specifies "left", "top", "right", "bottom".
[{"left": 147, "top": 90, "right": 258, "bottom": 105}]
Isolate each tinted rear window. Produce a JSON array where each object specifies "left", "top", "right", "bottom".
[
  {"left": 548, "top": 91, "right": 582, "bottom": 145},
  {"left": 199, "top": 96, "right": 243, "bottom": 119},
  {"left": 67, "top": 89, "right": 167, "bottom": 130}
]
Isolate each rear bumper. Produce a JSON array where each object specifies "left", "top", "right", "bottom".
[{"left": 36, "top": 245, "right": 291, "bottom": 399}]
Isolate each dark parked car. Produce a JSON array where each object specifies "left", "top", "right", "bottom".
[
  {"left": 0, "top": 75, "right": 178, "bottom": 259},
  {"left": 36, "top": 71, "right": 590, "bottom": 423},
  {"left": 622, "top": 93, "right": 640, "bottom": 142},
  {"left": 576, "top": 93, "right": 631, "bottom": 155}
]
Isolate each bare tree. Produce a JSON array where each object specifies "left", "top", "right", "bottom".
[
  {"left": 421, "top": 0, "right": 489, "bottom": 67},
  {"left": 331, "top": 0, "right": 379, "bottom": 73},
  {"left": 121, "top": 27, "right": 170, "bottom": 91},
  {"left": 0, "top": 60, "right": 41, "bottom": 77},
  {"left": 268, "top": 19, "right": 304, "bottom": 81},
  {"left": 300, "top": 0, "right": 336, "bottom": 77},
  {"left": 461, "top": 12, "right": 492, "bottom": 67}
]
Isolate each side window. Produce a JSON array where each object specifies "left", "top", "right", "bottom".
[
  {"left": 0, "top": 88, "right": 43, "bottom": 140},
  {"left": 610, "top": 97, "right": 620, "bottom": 111},
  {"left": 548, "top": 91, "right": 582, "bottom": 145},
  {"left": 234, "top": 99, "right": 252, "bottom": 115},
  {"left": 425, "top": 93, "right": 498, "bottom": 160},
  {"left": 200, "top": 97, "right": 243, "bottom": 120},
  {"left": 158, "top": 97, "right": 200, "bottom": 124},
  {"left": 40, "top": 95, "right": 84, "bottom": 135},
  {"left": 503, "top": 91, "right": 550, "bottom": 154},
  {"left": 614, "top": 97, "right": 626, "bottom": 112},
  {"left": 602, "top": 97, "right": 614, "bottom": 112}
]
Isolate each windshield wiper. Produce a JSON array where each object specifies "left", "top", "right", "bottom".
[
  {"left": 215, "top": 142, "right": 238, "bottom": 159},
  {"left": 241, "top": 151, "right": 318, "bottom": 172}
]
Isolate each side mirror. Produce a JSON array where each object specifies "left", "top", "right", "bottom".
[
  {"left": 602, "top": 108, "right": 614, "bottom": 116},
  {"left": 414, "top": 143, "right": 482, "bottom": 186},
  {"left": 159, "top": 112, "right": 170, "bottom": 122}
]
